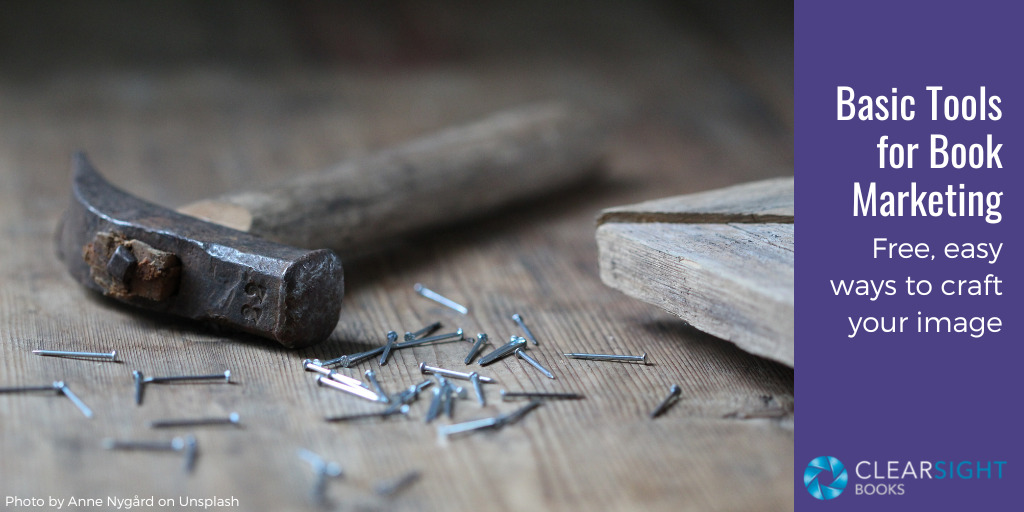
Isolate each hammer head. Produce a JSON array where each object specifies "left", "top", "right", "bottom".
[{"left": 57, "top": 153, "right": 343, "bottom": 348}]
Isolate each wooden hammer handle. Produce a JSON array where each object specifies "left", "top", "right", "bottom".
[{"left": 179, "top": 102, "right": 605, "bottom": 257}]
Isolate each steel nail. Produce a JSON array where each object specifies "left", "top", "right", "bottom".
[
  {"left": 316, "top": 376, "right": 381, "bottom": 402},
  {"left": 379, "top": 331, "right": 398, "bottom": 366},
  {"left": 437, "top": 416, "right": 500, "bottom": 438},
  {"left": 33, "top": 349, "right": 118, "bottom": 361},
  {"left": 477, "top": 337, "right": 527, "bottom": 365},
  {"left": 103, "top": 435, "right": 198, "bottom": 473},
  {"left": 374, "top": 470, "right": 422, "bottom": 497},
  {"left": 404, "top": 321, "right": 442, "bottom": 341},
  {"left": 414, "top": 283, "right": 469, "bottom": 314},
  {"left": 150, "top": 412, "right": 241, "bottom": 428},
  {"left": 133, "top": 370, "right": 145, "bottom": 405},
  {"left": 424, "top": 386, "right": 443, "bottom": 423},
  {"left": 515, "top": 348, "right": 555, "bottom": 379},
  {"left": 469, "top": 372, "right": 485, "bottom": 407},
  {"left": 145, "top": 370, "right": 232, "bottom": 384},
  {"left": 364, "top": 370, "right": 390, "bottom": 403},
  {"left": 297, "top": 449, "right": 342, "bottom": 505},
  {"left": 500, "top": 390, "right": 585, "bottom": 401},
  {"left": 564, "top": 352, "right": 648, "bottom": 364},
  {"left": 325, "top": 405, "right": 410, "bottom": 422},
  {"left": 650, "top": 384, "right": 683, "bottom": 418},
  {"left": 495, "top": 399, "right": 543, "bottom": 427},
  {"left": 56, "top": 382, "right": 94, "bottom": 418},
  {"left": 511, "top": 313, "right": 539, "bottom": 345},
  {"left": 303, "top": 359, "right": 367, "bottom": 389},
  {"left": 419, "top": 362, "right": 496, "bottom": 383},
  {"left": 464, "top": 333, "right": 490, "bottom": 364}
]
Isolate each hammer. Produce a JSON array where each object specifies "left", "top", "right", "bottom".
[{"left": 57, "top": 102, "right": 604, "bottom": 348}]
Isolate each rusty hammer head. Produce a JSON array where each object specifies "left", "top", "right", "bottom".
[{"left": 57, "top": 153, "right": 343, "bottom": 348}]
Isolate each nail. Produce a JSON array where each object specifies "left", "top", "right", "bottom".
[
  {"left": 374, "top": 470, "right": 422, "bottom": 497},
  {"left": 495, "top": 399, "right": 543, "bottom": 427},
  {"left": 302, "top": 360, "right": 369, "bottom": 390},
  {"left": 133, "top": 370, "right": 145, "bottom": 405},
  {"left": 511, "top": 313, "right": 539, "bottom": 345},
  {"left": 424, "top": 386, "right": 443, "bottom": 423},
  {"left": 133, "top": 370, "right": 231, "bottom": 406},
  {"left": 0, "top": 381, "right": 92, "bottom": 417},
  {"left": 388, "top": 379, "right": 433, "bottom": 409},
  {"left": 150, "top": 412, "right": 241, "bottom": 428},
  {"left": 404, "top": 321, "right": 442, "bottom": 341},
  {"left": 0, "top": 383, "right": 65, "bottom": 393},
  {"left": 469, "top": 372, "right": 485, "bottom": 407},
  {"left": 564, "top": 352, "right": 648, "bottom": 364},
  {"left": 437, "top": 416, "right": 500, "bottom": 438},
  {"left": 297, "top": 449, "right": 342, "bottom": 505},
  {"left": 442, "top": 378, "right": 456, "bottom": 419},
  {"left": 103, "top": 435, "right": 198, "bottom": 473},
  {"left": 145, "top": 370, "right": 232, "bottom": 384},
  {"left": 464, "top": 333, "right": 491, "bottom": 364},
  {"left": 437, "top": 400, "right": 543, "bottom": 438},
  {"left": 477, "top": 337, "right": 527, "bottom": 365},
  {"left": 57, "top": 382, "right": 94, "bottom": 418},
  {"left": 650, "top": 384, "right": 682, "bottom": 419},
  {"left": 414, "top": 283, "right": 468, "bottom": 314},
  {"left": 317, "top": 376, "right": 380, "bottom": 402},
  {"left": 325, "top": 405, "right": 410, "bottom": 422},
  {"left": 320, "top": 329, "right": 464, "bottom": 368},
  {"left": 500, "top": 390, "right": 585, "bottom": 401},
  {"left": 33, "top": 349, "right": 118, "bottom": 361},
  {"left": 419, "top": 362, "right": 496, "bottom": 383},
  {"left": 515, "top": 348, "right": 555, "bottom": 379},
  {"left": 379, "top": 331, "right": 398, "bottom": 366},
  {"left": 364, "top": 370, "right": 390, "bottom": 403}
]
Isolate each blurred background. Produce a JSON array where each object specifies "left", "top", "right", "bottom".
[{"left": 0, "top": 0, "right": 791, "bottom": 205}]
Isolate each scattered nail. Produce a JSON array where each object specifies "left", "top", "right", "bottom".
[
  {"left": 103, "top": 435, "right": 198, "bottom": 473},
  {"left": 469, "top": 372, "right": 485, "bottom": 407},
  {"left": 478, "top": 337, "right": 527, "bottom": 366},
  {"left": 511, "top": 313, "right": 539, "bottom": 345},
  {"left": 364, "top": 370, "right": 390, "bottom": 403},
  {"left": 500, "top": 390, "right": 585, "bottom": 401},
  {"left": 404, "top": 321, "right": 442, "bottom": 341},
  {"left": 297, "top": 449, "right": 342, "bottom": 505},
  {"left": 515, "top": 348, "right": 555, "bottom": 379},
  {"left": 0, "top": 381, "right": 93, "bottom": 418},
  {"left": 564, "top": 352, "right": 648, "bottom": 364},
  {"left": 150, "top": 412, "right": 241, "bottom": 428},
  {"left": 374, "top": 470, "right": 422, "bottom": 497},
  {"left": 317, "top": 376, "right": 380, "bottom": 402},
  {"left": 464, "top": 333, "right": 491, "bottom": 364},
  {"left": 325, "top": 405, "right": 410, "bottom": 422},
  {"left": 33, "top": 349, "right": 118, "bottom": 362},
  {"left": 414, "top": 283, "right": 468, "bottom": 314},
  {"left": 650, "top": 384, "right": 682, "bottom": 419},
  {"left": 379, "top": 331, "right": 398, "bottom": 366},
  {"left": 419, "top": 362, "right": 496, "bottom": 383}
]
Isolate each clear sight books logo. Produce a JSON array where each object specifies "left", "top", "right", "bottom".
[
  {"left": 804, "top": 456, "right": 849, "bottom": 500},
  {"left": 803, "top": 455, "right": 1007, "bottom": 500}
]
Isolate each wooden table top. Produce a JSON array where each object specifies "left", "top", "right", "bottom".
[{"left": 0, "top": 2, "right": 793, "bottom": 510}]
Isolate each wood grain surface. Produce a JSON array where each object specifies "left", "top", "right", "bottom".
[{"left": 0, "top": 2, "right": 793, "bottom": 511}]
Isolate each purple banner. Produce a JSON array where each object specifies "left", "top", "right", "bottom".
[{"left": 796, "top": 1, "right": 1021, "bottom": 509}]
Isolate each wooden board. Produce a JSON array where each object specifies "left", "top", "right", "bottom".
[
  {"left": 0, "top": 2, "right": 794, "bottom": 511},
  {"left": 597, "top": 178, "right": 795, "bottom": 366}
]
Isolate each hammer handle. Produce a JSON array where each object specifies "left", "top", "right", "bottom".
[{"left": 179, "top": 102, "right": 604, "bottom": 257}]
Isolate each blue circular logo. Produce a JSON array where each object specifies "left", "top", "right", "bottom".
[{"left": 804, "top": 456, "right": 848, "bottom": 500}]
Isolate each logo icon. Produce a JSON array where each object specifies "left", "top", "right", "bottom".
[{"left": 804, "top": 456, "right": 848, "bottom": 500}]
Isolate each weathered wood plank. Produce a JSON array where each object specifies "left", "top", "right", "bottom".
[{"left": 597, "top": 178, "right": 794, "bottom": 366}]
